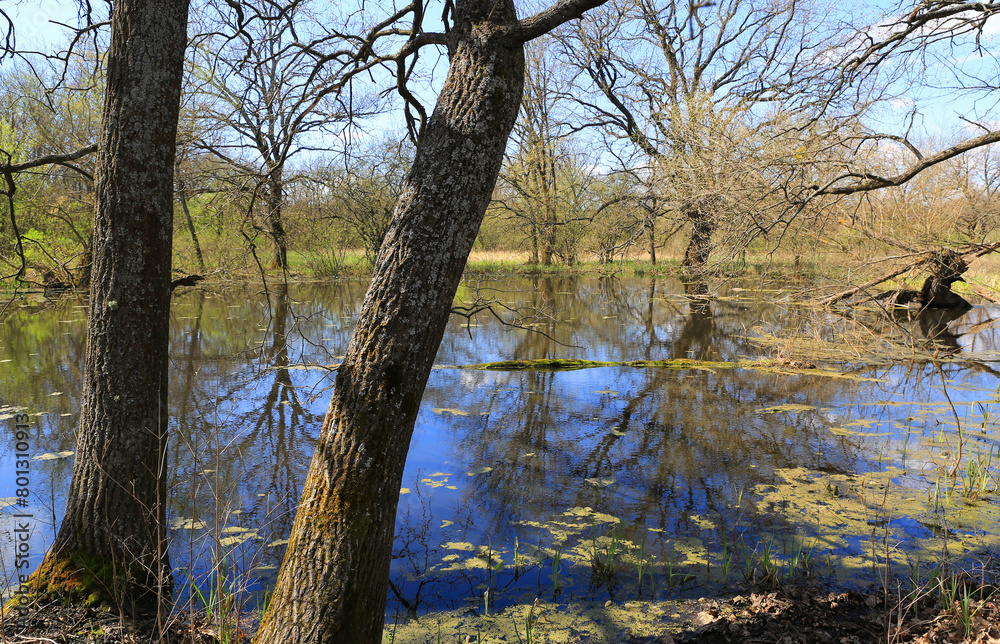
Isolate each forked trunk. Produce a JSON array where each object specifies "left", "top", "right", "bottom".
[
  {"left": 31, "top": 0, "right": 188, "bottom": 613},
  {"left": 252, "top": 3, "right": 525, "bottom": 642}
]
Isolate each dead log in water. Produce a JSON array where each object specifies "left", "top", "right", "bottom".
[
  {"left": 874, "top": 249, "right": 971, "bottom": 310},
  {"left": 818, "top": 243, "right": 1000, "bottom": 308}
]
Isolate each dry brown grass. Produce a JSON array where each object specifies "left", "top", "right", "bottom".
[
  {"left": 961, "top": 253, "right": 1000, "bottom": 301},
  {"left": 466, "top": 249, "right": 531, "bottom": 264}
]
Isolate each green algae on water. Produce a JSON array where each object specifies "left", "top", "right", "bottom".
[{"left": 752, "top": 466, "right": 1000, "bottom": 587}]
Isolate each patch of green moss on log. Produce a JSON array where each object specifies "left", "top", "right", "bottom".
[
  {"left": 461, "top": 359, "right": 619, "bottom": 370},
  {"left": 453, "top": 358, "right": 825, "bottom": 373},
  {"left": 627, "top": 359, "right": 740, "bottom": 370}
]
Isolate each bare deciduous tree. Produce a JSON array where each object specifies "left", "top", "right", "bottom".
[
  {"left": 191, "top": 0, "right": 375, "bottom": 270},
  {"left": 307, "top": 136, "right": 412, "bottom": 264},
  {"left": 557, "top": 0, "right": 922, "bottom": 275},
  {"left": 252, "top": 1, "right": 608, "bottom": 642}
]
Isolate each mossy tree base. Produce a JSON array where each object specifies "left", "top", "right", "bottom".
[{"left": 22, "top": 550, "right": 163, "bottom": 615}]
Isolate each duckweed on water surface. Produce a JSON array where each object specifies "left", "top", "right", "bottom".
[
  {"left": 383, "top": 598, "right": 695, "bottom": 643},
  {"left": 753, "top": 461, "right": 1000, "bottom": 588}
]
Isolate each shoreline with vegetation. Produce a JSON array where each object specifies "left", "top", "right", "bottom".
[
  {"left": 194, "top": 245, "right": 1000, "bottom": 285},
  {"left": 6, "top": 248, "right": 1000, "bottom": 308}
]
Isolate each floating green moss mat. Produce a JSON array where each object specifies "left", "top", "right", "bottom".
[
  {"left": 456, "top": 358, "right": 742, "bottom": 371},
  {"left": 444, "top": 358, "right": 885, "bottom": 381},
  {"left": 453, "top": 357, "right": 823, "bottom": 373}
]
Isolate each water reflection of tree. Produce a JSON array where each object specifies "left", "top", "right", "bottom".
[
  {"left": 167, "top": 284, "right": 364, "bottom": 575},
  {"left": 436, "top": 282, "right": 875, "bottom": 578},
  {"left": 10, "top": 279, "right": 998, "bottom": 605},
  {"left": 0, "top": 300, "right": 87, "bottom": 537},
  {"left": 429, "top": 290, "right": 1000, "bottom": 603}
]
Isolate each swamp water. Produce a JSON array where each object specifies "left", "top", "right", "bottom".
[{"left": 1, "top": 276, "right": 999, "bottom": 637}]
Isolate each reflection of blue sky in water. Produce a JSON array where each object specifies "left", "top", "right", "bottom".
[{"left": 0, "top": 277, "right": 999, "bottom": 609}]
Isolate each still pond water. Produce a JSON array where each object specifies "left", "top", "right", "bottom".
[{"left": 1, "top": 276, "right": 999, "bottom": 618}]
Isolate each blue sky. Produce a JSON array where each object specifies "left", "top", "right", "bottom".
[
  {"left": 7, "top": 0, "right": 1000, "bottom": 151},
  {"left": 8, "top": 1, "right": 98, "bottom": 52}
]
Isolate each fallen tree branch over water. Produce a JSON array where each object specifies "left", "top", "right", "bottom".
[
  {"left": 816, "top": 259, "right": 934, "bottom": 307},
  {"left": 816, "top": 241, "right": 1000, "bottom": 307}
]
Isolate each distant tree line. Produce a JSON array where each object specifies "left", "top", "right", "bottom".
[{"left": 3, "top": 0, "right": 1000, "bottom": 290}]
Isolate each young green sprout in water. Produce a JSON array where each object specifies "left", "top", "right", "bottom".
[{"left": 550, "top": 544, "right": 563, "bottom": 598}]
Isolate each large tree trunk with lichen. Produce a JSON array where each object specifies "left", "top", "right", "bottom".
[
  {"left": 251, "top": 4, "right": 525, "bottom": 643},
  {"left": 30, "top": 0, "right": 188, "bottom": 613}
]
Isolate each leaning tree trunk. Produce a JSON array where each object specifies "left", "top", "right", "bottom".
[
  {"left": 252, "top": 5, "right": 525, "bottom": 643},
  {"left": 31, "top": 0, "right": 188, "bottom": 613}
]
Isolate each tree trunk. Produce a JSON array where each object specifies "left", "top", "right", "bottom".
[
  {"left": 877, "top": 249, "right": 973, "bottom": 310},
  {"left": 177, "top": 179, "right": 205, "bottom": 272},
  {"left": 267, "top": 173, "right": 288, "bottom": 270},
  {"left": 648, "top": 217, "right": 657, "bottom": 266},
  {"left": 919, "top": 250, "right": 972, "bottom": 309},
  {"left": 31, "top": 0, "right": 188, "bottom": 613},
  {"left": 541, "top": 188, "right": 557, "bottom": 266},
  {"left": 681, "top": 203, "right": 715, "bottom": 272},
  {"left": 538, "top": 146, "right": 557, "bottom": 266},
  {"left": 77, "top": 233, "right": 93, "bottom": 289},
  {"left": 252, "top": 3, "right": 525, "bottom": 642},
  {"left": 529, "top": 221, "right": 540, "bottom": 264}
]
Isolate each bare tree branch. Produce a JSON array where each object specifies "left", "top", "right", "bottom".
[
  {"left": 0, "top": 143, "right": 98, "bottom": 174},
  {"left": 1, "top": 8, "right": 13, "bottom": 60},
  {"left": 818, "top": 129, "right": 1000, "bottom": 195},
  {"left": 514, "top": 0, "right": 612, "bottom": 42}
]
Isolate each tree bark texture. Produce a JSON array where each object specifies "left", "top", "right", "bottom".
[
  {"left": 252, "top": 3, "right": 525, "bottom": 642},
  {"left": 267, "top": 172, "right": 288, "bottom": 270},
  {"left": 32, "top": 0, "right": 189, "bottom": 611},
  {"left": 681, "top": 201, "right": 716, "bottom": 272}
]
